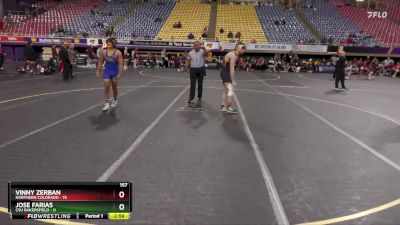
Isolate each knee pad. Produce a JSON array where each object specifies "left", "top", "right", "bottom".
[{"left": 227, "top": 84, "right": 234, "bottom": 97}]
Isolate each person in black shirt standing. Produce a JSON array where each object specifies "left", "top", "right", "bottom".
[
  {"left": 335, "top": 50, "right": 348, "bottom": 90},
  {"left": 59, "top": 41, "right": 72, "bottom": 80},
  {"left": 25, "top": 40, "right": 37, "bottom": 74},
  {"left": 0, "top": 44, "right": 5, "bottom": 70}
]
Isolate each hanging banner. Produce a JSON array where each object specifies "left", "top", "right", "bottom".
[
  {"left": 0, "top": 36, "right": 25, "bottom": 43},
  {"left": 30, "top": 37, "right": 86, "bottom": 44},
  {"left": 246, "top": 43, "right": 292, "bottom": 51},
  {"left": 317, "top": 65, "right": 335, "bottom": 73},
  {"left": 291, "top": 45, "right": 328, "bottom": 53},
  {"left": 219, "top": 42, "right": 237, "bottom": 50},
  {"left": 87, "top": 38, "right": 99, "bottom": 46}
]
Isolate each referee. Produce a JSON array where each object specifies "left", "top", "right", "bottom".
[
  {"left": 334, "top": 50, "right": 348, "bottom": 90},
  {"left": 185, "top": 41, "right": 210, "bottom": 105}
]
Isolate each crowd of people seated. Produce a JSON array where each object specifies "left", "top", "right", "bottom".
[
  {"left": 343, "top": 56, "right": 400, "bottom": 80},
  {"left": 218, "top": 28, "right": 241, "bottom": 41},
  {"left": 233, "top": 52, "right": 400, "bottom": 79}
]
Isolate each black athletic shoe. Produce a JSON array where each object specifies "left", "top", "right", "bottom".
[{"left": 188, "top": 99, "right": 194, "bottom": 104}]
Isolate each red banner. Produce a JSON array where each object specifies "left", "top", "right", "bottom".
[{"left": 0, "top": 35, "right": 25, "bottom": 42}]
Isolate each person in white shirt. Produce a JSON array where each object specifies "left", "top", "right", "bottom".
[{"left": 185, "top": 41, "right": 210, "bottom": 105}]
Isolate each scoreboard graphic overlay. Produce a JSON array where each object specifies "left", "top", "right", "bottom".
[{"left": 8, "top": 182, "right": 132, "bottom": 220}]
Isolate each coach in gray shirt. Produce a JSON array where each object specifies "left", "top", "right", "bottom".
[{"left": 185, "top": 41, "right": 210, "bottom": 104}]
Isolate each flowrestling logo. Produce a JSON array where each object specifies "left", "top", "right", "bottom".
[{"left": 367, "top": 11, "right": 388, "bottom": 19}]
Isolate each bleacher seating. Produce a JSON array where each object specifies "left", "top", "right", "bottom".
[
  {"left": 301, "top": 0, "right": 379, "bottom": 46},
  {"left": 4, "top": 14, "right": 28, "bottom": 25},
  {"left": 6, "top": 0, "right": 102, "bottom": 36},
  {"left": 2, "top": 0, "right": 397, "bottom": 47},
  {"left": 64, "top": 0, "right": 135, "bottom": 37},
  {"left": 335, "top": 6, "right": 400, "bottom": 47},
  {"left": 374, "top": 0, "right": 400, "bottom": 22},
  {"left": 156, "top": 0, "right": 211, "bottom": 41},
  {"left": 32, "top": 0, "right": 59, "bottom": 10},
  {"left": 115, "top": 1, "right": 175, "bottom": 40},
  {"left": 216, "top": 4, "right": 267, "bottom": 42},
  {"left": 255, "top": 5, "right": 315, "bottom": 44}
]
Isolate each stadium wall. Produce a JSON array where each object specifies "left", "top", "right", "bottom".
[{"left": 1, "top": 35, "right": 400, "bottom": 61}]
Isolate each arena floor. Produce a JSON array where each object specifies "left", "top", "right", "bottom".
[{"left": 1, "top": 65, "right": 400, "bottom": 225}]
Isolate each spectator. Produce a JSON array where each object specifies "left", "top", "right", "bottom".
[
  {"left": 245, "top": 56, "right": 252, "bottom": 70},
  {"left": 161, "top": 48, "right": 166, "bottom": 59},
  {"left": 383, "top": 57, "right": 394, "bottom": 68},
  {"left": 51, "top": 45, "right": 58, "bottom": 60},
  {"left": 82, "top": 32, "right": 89, "bottom": 38},
  {"left": 359, "top": 58, "right": 369, "bottom": 75},
  {"left": 59, "top": 41, "right": 72, "bottom": 80},
  {"left": 238, "top": 57, "right": 246, "bottom": 70},
  {"left": 177, "top": 21, "right": 182, "bottom": 28},
  {"left": 25, "top": 40, "right": 37, "bottom": 74},
  {"left": 267, "top": 58, "right": 276, "bottom": 72},
  {"left": 133, "top": 48, "right": 139, "bottom": 68},
  {"left": 255, "top": 57, "right": 266, "bottom": 71},
  {"left": 328, "top": 36, "right": 334, "bottom": 45},
  {"left": 96, "top": 45, "right": 104, "bottom": 60},
  {"left": 123, "top": 47, "right": 130, "bottom": 70},
  {"left": 235, "top": 32, "right": 241, "bottom": 39},
  {"left": 106, "top": 30, "right": 111, "bottom": 37},
  {"left": 331, "top": 54, "right": 338, "bottom": 65},
  {"left": 227, "top": 31, "right": 233, "bottom": 39},
  {"left": 288, "top": 51, "right": 294, "bottom": 64},
  {"left": 201, "top": 32, "right": 207, "bottom": 38},
  {"left": 251, "top": 39, "right": 257, "bottom": 44},
  {"left": 0, "top": 19, "right": 4, "bottom": 32},
  {"left": 346, "top": 36, "right": 354, "bottom": 45},
  {"left": 219, "top": 27, "right": 224, "bottom": 34},
  {"left": 188, "top": 33, "right": 195, "bottom": 40},
  {"left": 0, "top": 44, "right": 5, "bottom": 70},
  {"left": 392, "top": 62, "right": 400, "bottom": 78},
  {"left": 367, "top": 58, "right": 379, "bottom": 80},
  {"left": 68, "top": 44, "right": 77, "bottom": 78},
  {"left": 348, "top": 60, "right": 359, "bottom": 76},
  {"left": 87, "top": 45, "right": 95, "bottom": 65},
  {"left": 250, "top": 57, "right": 257, "bottom": 69}
]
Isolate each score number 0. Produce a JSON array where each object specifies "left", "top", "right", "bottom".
[{"left": 118, "top": 183, "right": 128, "bottom": 211}]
